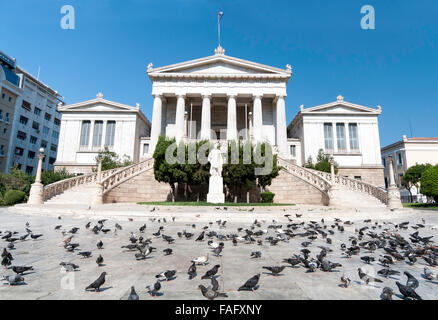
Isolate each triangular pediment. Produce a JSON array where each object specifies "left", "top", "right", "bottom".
[
  {"left": 148, "top": 49, "right": 291, "bottom": 77},
  {"left": 301, "top": 97, "right": 381, "bottom": 115},
  {"left": 59, "top": 95, "right": 139, "bottom": 113}
]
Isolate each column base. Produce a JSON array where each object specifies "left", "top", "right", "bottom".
[
  {"left": 27, "top": 182, "right": 44, "bottom": 205},
  {"left": 207, "top": 176, "right": 225, "bottom": 204},
  {"left": 89, "top": 182, "right": 104, "bottom": 205},
  {"left": 387, "top": 185, "right": 403, "bottom": 210}
]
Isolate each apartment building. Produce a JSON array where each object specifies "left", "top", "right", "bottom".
[{"left": 0, "top": 50, "right": 63, "bottom": 175}]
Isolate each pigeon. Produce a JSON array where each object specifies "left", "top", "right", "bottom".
[
  {"left": 251, "top": 251, "right": 262, "bottom": 259},
  {"left": 192, "top": 253, "right": 209, "bottom": 265},
  {"left": 262, "top": 266, "right": 285, "bottom": 276},
  {"left": 59, "top": 262, "right": 79, "bottom": 272},
  {"left": 341, "top": 275, "right": 351, "bottom": 288},
  {"left": 163, "top": 248, "right": 173, "bottom": 256},
  {"left": 3, "top": 275, "right": 24, "bottom": 285},
  {"left": 358, "top": 268, "right": 383, "bottom": 284},
  {"left": 208, "top": 241, "right": 223, "bottom": 249},
  {"left": 85, "top": 272, "right": 106, "bottom": 292},
  {"left": 424, "top": 267, "right": 436, "bottom": 281},
  {"left": 128, "top": 286, "right": 139, "bottom": 300},
  {"left": 396, "top": 281, "right": 422, "bottom": 300},
  {"left": 377, "top": 268, "right": 400, "bottom": 278},
  {"left": 188, "top": 262, "right": 197, "bottom": 280},
  {"left": 30, "top": 234, "right": 43, "bottom": 240},
  {"left": 201, "top": 265, "right": 220, "bottom": 279},
  {"left": 404, "top": 271, "right": 419, "bottom": 289},
  {"left": 97, "top": 241, "right": 103, "bottom": 249},
  {"left": 238, "top": 274, "right": 260, "bottom": 291},
  {"left": 213, "top": 246, "right": 223, "bottom": 257},
  {"left": 2, "top": 256, "right": 11, "bottom": 269},
  {"left": 147, "top": 280, "right": 161, "bottom": 297},
  {"left": 282, "top": 257, "right": 301, "bottom": 267},
  {"left": 12, "top": 266, "right": 33, "bottom": 275},
  {"left": 96, "top": 254, "right": 104, "bottom": 266},
  {"left": 115, "top": 223, "right": 122, "bottom": 230},
  {"left": 195, "top": 231, "right": 205, "bottom": 242},
  {"left": 360, "top": 256, "right": 375, "bottom": 264},
  {"left": 78, "top": 251, "right": 92, "bottom": 258},
  {"left": 381, "top": 287, "right": 394, "bottom": 300},
  {"left": 156, "top": 270, "right": 176, "bottom": 282},
  {"left": 198, "top": 285, "right": 228, "bottom": 300}
]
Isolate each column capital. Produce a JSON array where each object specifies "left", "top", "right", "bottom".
[
  {"left": 274, "top": 94, "right": 286, "bottom": 102},
  {"left": 176, "top": 94, "right": 186, "bottom": 99},
  {"left": 202, "top": 94, "right": 211, "bottom": 99},
  {"left": 152, "top": 93, "right": 163, "bottom": 99},
  {"left": 252, "top": 94, "right": 262, "bottom": 101},
  {"left": 227, "top": 94, "right": 237, "bottom": 100}
]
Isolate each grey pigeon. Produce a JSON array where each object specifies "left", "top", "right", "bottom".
[{"left": 128, "top": 286, "right": 139, "bottom": 300}]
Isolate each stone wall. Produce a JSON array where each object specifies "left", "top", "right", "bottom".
[
  {"left": 269, "top": 169, "right": 327, "bottom": 205},
  {"left": 337, "top": 166, "right": 385, "bottom": 188},
  {"left": 104, "top": 169, "right": 172, "bottom": 203}
]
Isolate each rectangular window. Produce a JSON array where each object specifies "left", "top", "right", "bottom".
[
  {"left": 15, "top": 147, "right": 24, "bottom": 156},
  {"left": 54, "top": 118, "right": 61, "bottom": 126},
  {"left": 30, "top": 136, "right": 38, "bottom": 144},
  {"left": 324, "top": 123, "right": 333, "bottom": 150},
  {"left": 43, "top": 126, "right": 50, "bottom": 135},
  {"left": 0, "top": 109, "right": 3, "bottom": 121},
  {"left": 80, "top": 120, "right": 91, "bottom": 147},
  {"left": 105, "top": 121, "right": 116, "bottom": 147},
  {"left": 19, "top": 116, "right": 28, "bottom": 125},
  {"left": 34, "top": 107, "right": 41, "bottom": 116},
  {"left": 52, "top": 131, "right": 59, "bottom": 139},
  {"left": 25, "top": 166, "right": 34, "bottom": 175},
  {"left": 92, "top": 120, "right": 103, "bottom": 147},
  {"left": 28, "top": 151, "right": 35, "bottom": 159},
  {"left": 0, "top": 145, "right": 4, "bottom": 156},
  {"left": 32, "top": 121, "right": 40, "bottom": 131},
  {"left": 348, "top": 123, "right": 359, "bottom": 150},
  {"left": 21, "top": 100, "right": 31, "bottom": 111},
  {"left": 5, "top": 112, "right": 10, "bottom": 123},
  {"left": 41, "top": 140, "right": 48, "bottom": 148},
  {"left": 50, "top": 144, "right": 57, "bottom": 152},
  {"left": 397, "top": 152, "right": 403, "bottom": 165},
  {"left": 290, "top": 145, "right": 296, "bottom": 157},
  {"left": 17, "top": 131, "right": 27, "bottom": 140},
  {"left": 143, "top": 143, "right": 149, "bottom": 155},
  {"left": 44, "top": 113, "right": 51, "bottom": 121},
  {"left": 336, "top": 123, "right": 346, "bottom": 151}
]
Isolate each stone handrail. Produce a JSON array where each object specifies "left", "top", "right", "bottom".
[
  {"left": 307, "top": 167, "right": 388, "bottom": 204},
  {"left": 43, "top": 167, "right": 121, "bottom": 201},
  {"left": 101, "top": 157, "right": 155, "bottom": 194},
  {"left": 277, "top": 157, "right": 332, "bottom": 195}
]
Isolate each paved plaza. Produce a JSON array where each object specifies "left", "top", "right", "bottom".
[{"left": 0, "top": 204, "right": 437, "bottom": 300}]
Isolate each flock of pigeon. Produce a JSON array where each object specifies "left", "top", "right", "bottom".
[{"left": 1, "top": 207, "right": 438, "bottom": 300}]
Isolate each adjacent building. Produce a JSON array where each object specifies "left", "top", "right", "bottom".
[
  {"left": 54, "top": 93, "right": 151, "bottom": 174},
  {"left": 381, "top": 135, "right": 438, "bottom": 202},
  {"left": 0, "top": 50, "right": 63, "bottom": 175},
  {"left": 287, "top": 95, "right": 385, "bottom": 187}
]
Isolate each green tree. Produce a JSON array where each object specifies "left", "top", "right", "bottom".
[
  {"left": 223, "top": 141, "right": 256, "bottom": 203},
  {"left": 153, "top": 135, "right": 187, "bottom": 202},
  {"left": 182, "top": 140, "right": 211, "bottom": 201},
  {"left": 255, "top": 143, "right": 280, "bottom": 192},
  {"left": 94, "top": 146, "right": 133, "bottom": 171},
  {"left": 420, "top": 165, "right": 438, "bottom": 203},
  {"left": 0, "top": 165, "right": 34, "bottom": 196},
  {"left": 401, "top": 163, "right": 432, "bottom": 202},
  {"left": 312, "top": 149, "right": 338, "bottom": 174}
]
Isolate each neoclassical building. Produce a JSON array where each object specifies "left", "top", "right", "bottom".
[{"left": 49, "top": 46, "right": 392, "bottom": 206}]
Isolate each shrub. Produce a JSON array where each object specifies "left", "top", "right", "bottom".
[
  {"left": 261, "top": 191, "right": 275, "bottom": 203},
  {"left": 0, "top": 193, "right": 4, "bottom": 206},
  {"left": 420, "top": 165, "right": 438, "bottom": 203},
  {"left": 41, "top": 169, "right": 75, "bottom": 186},
  {"left": 4, "top": 190, "right": 26, "bottom": 205}
]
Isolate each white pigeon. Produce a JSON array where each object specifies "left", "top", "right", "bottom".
[
  {"left": 192, "top": 253, "right": 209, "bottom": 265},
  {"left": 208, "top": 241, "right": 220, "bottom": 249}
]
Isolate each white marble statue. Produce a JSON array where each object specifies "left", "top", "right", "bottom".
[{"left": 208, "top": 143, "right": 224, "bottom": 177}]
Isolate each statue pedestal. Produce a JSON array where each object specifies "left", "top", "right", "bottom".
[{"left": 207, "top": 176, "right": 225, "bottom": 203}]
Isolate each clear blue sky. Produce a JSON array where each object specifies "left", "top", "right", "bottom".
[{"left": 1, "top": 0, "right": 437, "bottom": 146}]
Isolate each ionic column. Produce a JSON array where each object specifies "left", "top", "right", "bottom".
[
  {"left": 226, "top": 94, "right": 237, "bottom": 141},
  {"left": 253, "top": 95, "right": 263, "bottom": 143},
  {"left": 276, "top": 95, "right": 287, "bottom": 155},
  {"left": 150, "top": 94, "right": 163, "bottom": 152},
  {"left": 201, "top": 94, "right": 211, "bottom": 140},
  {"left": 175, "top": 94, "right": 186, "bottom": 143}
]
